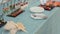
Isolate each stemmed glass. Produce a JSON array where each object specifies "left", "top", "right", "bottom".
[
  {"left": 0, "top": 12, "right": 4, "bottom": 21},
  {"left": 0, "top": 0, "right": 7, "bottom": 28},
  {"left": 40, "top": 0, "right": 47, "bottom": 5},
  {"left": 10, "top": 0, "right": 15, "bottom": 10},
  {"left": 2, "top": 0, "right": 10, "bottom": 15}
]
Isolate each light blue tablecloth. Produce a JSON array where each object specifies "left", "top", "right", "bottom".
[{"left": 0, "top": 0, "right": 60, "bottom": 34}]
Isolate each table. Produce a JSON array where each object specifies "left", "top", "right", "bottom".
[{"left": 0, "top": 0, "right": 60, "bottom": 34}]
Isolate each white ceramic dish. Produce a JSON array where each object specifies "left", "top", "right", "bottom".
[
  {"left": 31, "top": 13, "right": 48, "bottom": 19},
  {"left": 0, "top": 0, "right": 9, "bottom": 4},
  {"left": 30, "top": 7, "right": 44, "bottom": 13}
]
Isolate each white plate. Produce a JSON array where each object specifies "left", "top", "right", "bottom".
[
  {"left": 30, "top": 7, "right": 44, "bottom": 13},
  {"left": 31, "top": 13, "right": 48, "bottom": 19},
  {"left": 0, "top": 0, "right": 9, "bottom": 4}
]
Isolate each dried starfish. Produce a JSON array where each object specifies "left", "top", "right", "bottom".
[{"left": 16, "top": 23, "right": 27, "bottom": 32}]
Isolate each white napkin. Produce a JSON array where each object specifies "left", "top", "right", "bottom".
[{"left": 4, "top": 21, "right": 17, "bottom": 30}]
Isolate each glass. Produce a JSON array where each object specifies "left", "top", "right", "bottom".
[
  {"left": 0, "top": 13, "right": 4, "bottom": 20},
  {"left": 10, "top": 0, "right": 15, "bottom": 10},
  {"left": 40, "top": 0, "right": 48, "bottom": 5},
  {"left": 0, "top": 4, "right": 7, "bottom": 28}
]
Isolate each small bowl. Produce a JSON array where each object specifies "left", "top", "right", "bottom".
[
  {"left": 31, "top": 13, "right": 48, "bottom": 19},
  {"left": 30, "top": 7, "right": 44, "bottom": 13}
]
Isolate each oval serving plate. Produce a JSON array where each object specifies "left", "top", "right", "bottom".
[
  {"left": 0, "top": 0, "right": 10, "bottom": 4},
  {"left": 30, "top": 7, "right": 44, "bottom": 13},
  {"left": 31, "top": 13, "right": 48, "bottom": 19}
]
